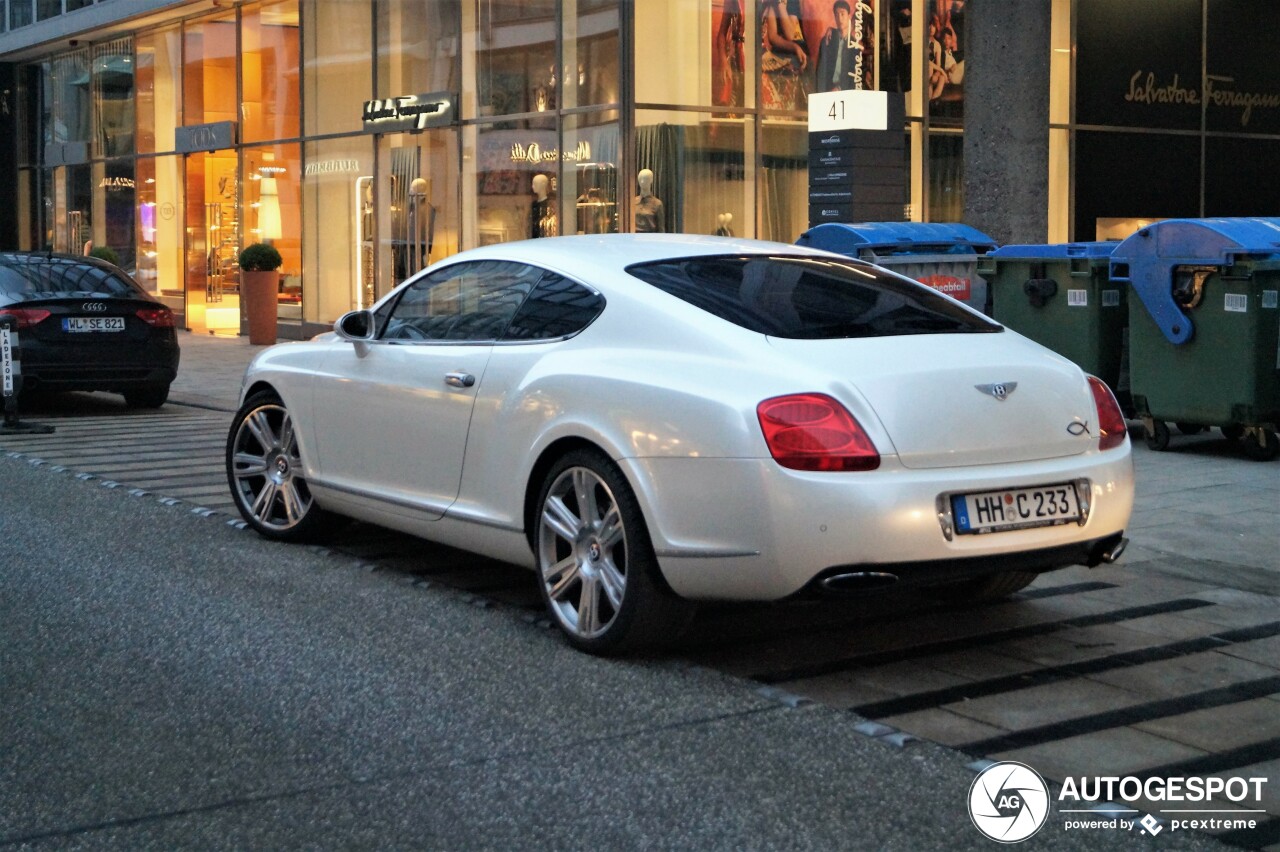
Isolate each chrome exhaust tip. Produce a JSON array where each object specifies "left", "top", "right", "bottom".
[
  {"left": 1100, "top": 537, "right": 1128, "bottom": 564},
  {"left": 1087, "top": 535, "right": 1128, "bottom": 566},
  {"left": 819, "top": 571, "right": 900, "bottom": 594}
]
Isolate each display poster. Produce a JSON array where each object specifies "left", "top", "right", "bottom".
[{"left": 926, "top": 0, "right": 965, "bottom": 122}]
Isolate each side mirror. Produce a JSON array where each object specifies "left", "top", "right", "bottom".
[{"left": 335, "top": 310, "right": 374, "bottom": 341}]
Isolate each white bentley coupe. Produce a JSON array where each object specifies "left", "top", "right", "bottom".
[{"left": 226, "top": 235, "right": 1133, "bottom": 654}]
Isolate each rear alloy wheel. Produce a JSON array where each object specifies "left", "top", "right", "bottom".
[
  {"left": 123, "top": 384, "right": 170, "bottom": 408},
  {"left": 1240, "top": 427, "right": 1279, "bottom": 462},
  {"left": 1144, "top": 420, "right": 1171, "bottom": 451},
  {"left": 226, "top": 391, "right": 327, "bottom": 541},
  {"left": 935, "top": 570, "right": 1038, "bottom": 603},
  {"left": 535, "top": 449, "right": 694, "bottom": 654}
]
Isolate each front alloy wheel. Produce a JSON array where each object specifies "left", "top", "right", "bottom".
[
  {"left": 535, "top": 450, "right": 693, "bottom": 654},
  {"left": 227, "top": 392, "right": 324, "bottom": 540}
]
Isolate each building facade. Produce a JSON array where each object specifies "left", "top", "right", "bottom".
[{"left": 1, "top": 0, "right": 1277, "bottom": 339}]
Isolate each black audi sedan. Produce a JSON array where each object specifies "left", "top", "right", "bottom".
[{"left": 0, "top": 252, "right": 180, "bottom": 408}]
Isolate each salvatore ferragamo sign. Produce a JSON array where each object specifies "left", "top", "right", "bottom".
[
  {"left": 1124, "top": 71, "right": 1280, "bottom": 128},
  {"left": 361, "top": 93, "right": 455, "bottom": 133}
]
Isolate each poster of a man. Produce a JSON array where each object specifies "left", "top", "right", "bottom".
[{"left": 816, "top": 0, "right": 875, "bottom": 92}]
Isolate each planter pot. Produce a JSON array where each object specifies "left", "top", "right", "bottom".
[{"left": 241, "top": 270, "right": 280, "bottom": 345}]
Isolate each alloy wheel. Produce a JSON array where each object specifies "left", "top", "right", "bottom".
[
  {"left": 229, "top": 402, "right": 313, "bottom": 532},
  {"left": 538, "top": 465, "right": 629, "bottom": 640}
]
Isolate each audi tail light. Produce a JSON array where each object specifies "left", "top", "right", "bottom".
[
  {"left": 757, "top": 393, "right": 880, "bottom": 471},
  {"left": 0, "top": 308, "right": 52, "bottom": 329},
  {"left": 135, "top": 306, "right": 175, "bottom": 328},
  {"left": 1088, "top": 376, "right": 1127, "bottom": 452}
]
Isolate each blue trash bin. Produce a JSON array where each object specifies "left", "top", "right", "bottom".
[{"left": 797, "top": 221, "right": 997, "bottom": 314}]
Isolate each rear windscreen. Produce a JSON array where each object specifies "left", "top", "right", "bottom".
[
  {"left": 0, "top": 257, "right": 147, "bottom": 299},
  {"left": 626, "top": 254, "right": 1001, "bottom": 339}
]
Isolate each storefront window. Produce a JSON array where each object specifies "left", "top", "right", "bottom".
[
  {"left": 302, "top": 137, "right": 374, "bottom": 322},
  {"left": 475, "top": 0, "right": 557, "bottom": 117},
  {"left": 135, "top": 155, "right": 185, "bottom": 309},
  {"left": 638, "top": 0, "right": 755, "bottom": 109},
  {"left": 48, "top": 49, "right": 90, "bottom": 144},
  {"left": 562, "top": 111, "right": 619, "bottom": 235},
  {"left": 563, "top": 0, "right": 619, "bottom": 109},
  {"left": 91, "top": 158, "right": 136, "bottom": 270},
  {"left": 375, "top": 131, "right": 459, "bottom": 296},
  {"left": 136, "top": 28, "right": 181, "bottom": 154},
  {"left": 184, "top": 147, "right": 239, "bottom": 334},
  {"left": 245, "top": 143, "right": 302, "bottom": 324},
  {"left": 17, "top": 170, "right": 37, "bottom": 251},
  {"left": 183, "top": 11, "right": 237, "bottom": 128},
  {"left": 469, "top": 117, "right": 556, "bottom": 247},
  {"left": 377, "top": 0, "right": 459, "bottom": 103},
  {"left": 302, "top": 0, "right": 372, "bottom": 136},
  {"left": 635, "top": 108, "right": 752, "bottom": 237},
  {"left": 760, "top": 121, "right": 806, "bottom": 241},
  {"left": 92, "top": 38, "right": 134, "bottom": 158},
  {"left": 242, "top": 1, "right": 300, "bottom": 144}
]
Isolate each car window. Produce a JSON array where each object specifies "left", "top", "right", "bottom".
[
  {"left": 379, "top": 260, "right": 540, "bottom": 342},
  {"left": 501, "top": 273, "right": 604, "bottom": 341},
  {"left": 0, "top": 256, "right": 147, "bottom": 299},
  {"left": 626, "top": 254, "right": 1001, "bottom": 339}
]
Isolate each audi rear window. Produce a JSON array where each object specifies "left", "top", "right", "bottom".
[
  {"left": 0, "top": 256, "right": 147, "bottom": 299},
  {"left": 626, "top": 254, "right": 1001, "bottom": 339}
]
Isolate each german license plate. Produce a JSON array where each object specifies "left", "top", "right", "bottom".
[
  {"left": 951, "top": 483, "right": 1080, "bottom": 534},
  {"left": 63, "top": 316, "right": 125, "bottom": 333}
]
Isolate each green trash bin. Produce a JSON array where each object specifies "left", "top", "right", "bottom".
[
  {"left": 1110, "top": 218, "right": 1280, "bottom": 460},
  {"left": 979, "top": 242, "right": 1127, "bottom": 407}
]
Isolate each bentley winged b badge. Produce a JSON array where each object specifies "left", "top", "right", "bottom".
[{"left": 975, "top": 381, "right": 1018, "bottom": 401}]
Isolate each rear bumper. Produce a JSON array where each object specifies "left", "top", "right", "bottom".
[
  {"left": 18, "top": 337, "right": 179, "bottom": 392},
  {"left": 620, "top": 446, "right": 1134, "bottom": 602}
]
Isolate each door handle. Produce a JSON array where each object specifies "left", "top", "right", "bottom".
[{"left": 445, "top": 371, "right": 476, "bottom": 388}]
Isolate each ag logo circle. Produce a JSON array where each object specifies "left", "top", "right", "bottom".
[{"left": 968, "top": 761, "right": 1050, "bottom": 843}]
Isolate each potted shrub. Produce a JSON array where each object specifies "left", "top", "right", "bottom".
[
  {"left": 238, "top": 243, "right": 283, "bottom": 345},
  {"left": 88, "top": 245, "right": 120, "bottom": 266}
]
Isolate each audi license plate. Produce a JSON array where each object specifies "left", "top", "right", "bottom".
[
  {"left": 951, "top": 483, "right": 1080, "bottom": 534},
  {"left": 63, "top": 316, "right": 125, "bottom": 333}
]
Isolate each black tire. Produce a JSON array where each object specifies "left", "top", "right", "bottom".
[
  {"left": 123, "top": 384, "right": 170, "bottom": 408},
  {"left": 934, "top": 570, "right": 1038, "bottom": 603},
  {"left": 1240, "top": 428, "right": 1280, "bottom": 462},
  {"left": 1144, "top": 420, "right": 1171, "bottom": 451},
  {"left": 534, "top": 448, "right": 695, "bottom": 655},
  {"left": 1221, "top": 423, "right": 1245, "bottom": 442},
  {"left": 226, "top": 390, "right": 331, "bottom": 541},
  {"left": 1174, "top": 422, "right": 1205, "bottom": 436}
]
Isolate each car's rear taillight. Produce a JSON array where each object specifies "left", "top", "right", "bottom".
[
  {"left": 757, "top": 393, "right": 880, "bottom": 471},
  {"left": 136, "top": 306, "right": 175, "bottom": 328},
  {"left": 1088, "top": 376, "right": 1127, "bottom": 451},
  {"left": 0, "top": 307, "right": 53, "bottom": 329}
]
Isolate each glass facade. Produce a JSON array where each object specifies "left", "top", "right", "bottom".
[{"left": 8, "top": 0, "right": 984, "bottom": 339}]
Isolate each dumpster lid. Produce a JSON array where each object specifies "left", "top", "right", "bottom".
[
  {"left": 1111, "top": 217, "right": 1280, "bottom": 347},
  {"left": 797, "top": 221, "right": 997, "bottom": 256},
  {"left": 1112, "top": 217, "right": 1280, "bottom": 264},
  {"left": 989, "top": 242, "right": 1118, "bottom": 261}
]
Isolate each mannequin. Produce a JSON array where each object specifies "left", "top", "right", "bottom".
[
  {"left": 531, "top": 174, "right": 558, "bottom": 238},
  {"left": 714, "top": 212, "right": 735, "bottom": 237},
  {"left": 633, "top": 168, "right": 664, "bottom": 233}
]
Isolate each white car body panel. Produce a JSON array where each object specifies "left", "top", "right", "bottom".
[{"left": 236, "top": 234, "right": 1134, "bottom": 602}]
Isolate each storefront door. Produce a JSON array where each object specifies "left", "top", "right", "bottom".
[
  {"left": 183, "top": 149, "right": 240, "bottom": 335},
  {"left": 49, "top": 165, "right": 93, "bottom": 255},
  {"left": 375, "top": 130, "right": 458, "bottom": 294}
]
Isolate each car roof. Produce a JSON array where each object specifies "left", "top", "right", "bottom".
[{"left": 437, "top": 234, "right": 845, "bottom": 282}]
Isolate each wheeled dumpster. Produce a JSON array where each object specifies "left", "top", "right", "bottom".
[
  {"left": 797, "top": 222, "right": 997, "bottom": 314},
  {"left": 1110, "top": 217, "right": 1280, "bottom": 460},
  {"left": 979, "top": 242, "right": 1127, "bottom": 408}
]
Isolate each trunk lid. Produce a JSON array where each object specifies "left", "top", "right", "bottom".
[{"left": 768, "top": 331, "right": 1097, "bottom": 469}]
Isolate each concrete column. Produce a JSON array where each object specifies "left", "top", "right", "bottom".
[
  {"left": 0, "top": 63, "right": 17, "bottom": 250},
  {"left": 962, "top": 0, "right": 1051, "bottom": 245}
]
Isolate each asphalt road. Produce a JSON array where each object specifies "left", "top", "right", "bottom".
[{"left": 0, "top": 452, "right": 1231, "bottom": 851}]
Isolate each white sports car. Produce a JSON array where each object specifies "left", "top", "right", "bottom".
[{"left": 226, "top": 234, "right": 1133, "bottom": 653}]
